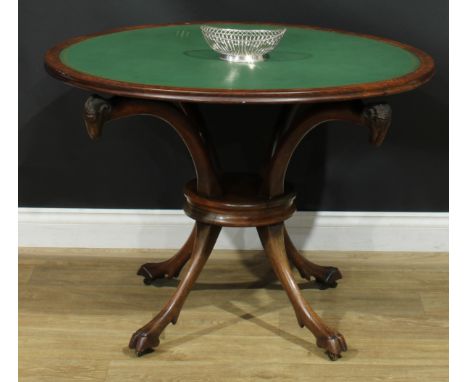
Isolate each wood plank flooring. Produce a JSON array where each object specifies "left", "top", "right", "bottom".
[{"left": 19, "top": 248, "right": 448, "bottom": 381}]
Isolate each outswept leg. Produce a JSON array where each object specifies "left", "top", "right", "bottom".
[
  {"left": 262, "top": 101, "right": 392, "bottom": 198},
  {"left": 257, "top": 224, "right": 347, "bottom": 360},
  {"left": 284, "top": 229, "right": 342, "bottom": 289},
  {"left": 137, "top": 226, "right": 196, "bottom": 284},
  {"left": 129, "top": 222, "right": 221, "bottom": 356}
]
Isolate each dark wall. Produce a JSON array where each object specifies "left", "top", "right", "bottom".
[{"left": 19, "top": 0, "right": 448, "bottom": 211}]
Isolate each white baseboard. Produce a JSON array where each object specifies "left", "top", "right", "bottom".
[{"left": 18, "top": 208, "right": 448, "bottom": 252}]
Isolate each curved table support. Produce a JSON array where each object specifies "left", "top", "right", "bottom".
[
  {"left": 129, "top": 222, "right": 221, "bottom": 356},
  {"left": 262, "top": 101, "right": 392, "bottom": 198},
  {"left": 176, "top": 102, "right": 222, "bottom": 178},
  {"left": 257, "top": 224, "right": 347, "bottom": 360},
  {"left": 83, "top": 95, "right": 222, "bottom": 196},
  {"left": 84, "top": 95, "right": 222, "bottom": 285},
  {"left": 284, "top": 229, "right": 342, "bottom": 289},
  {"left": 137, "top": 226, "right": 196, "bottom": 284},
  {"left": 262, "top": 101, "right": 391, "bottom": 290},
  {"left": 83, "top": 96, "right": 391, "bottom": 361},
  {"left": 254, "top": 102, "right": 391, "bottom": 359}
]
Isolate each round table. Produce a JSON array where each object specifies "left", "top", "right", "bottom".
[{"left": 45, "top": 22, "right": 434, "bottom": 360}]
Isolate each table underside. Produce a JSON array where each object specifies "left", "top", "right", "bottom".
[{"left": 83, "top": 94, "right": 392, "bottom": 360}]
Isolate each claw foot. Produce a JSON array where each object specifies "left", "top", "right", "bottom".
[
  {"left": 296, "top": 262, "right": 342, "bottom": 289},
  {"left": 137, "top": 262, "right": 180, "bottom": 285},
  {"left": 314, "top": 266, "right": 343, "bottom": 289},
  {"left": 316, "top": 333, "right": 348, "bottom": 361},
  {"left": 129, "top": 330, "right": 160, "bottom": 356}
]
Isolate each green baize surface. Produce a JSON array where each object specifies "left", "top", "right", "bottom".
[{"left": 60, "top": 24, "right": 421, "bottom": 90}]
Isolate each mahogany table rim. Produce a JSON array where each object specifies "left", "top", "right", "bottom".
[{"left": 44, "top": 21, "right": 435, "bottom": 104}]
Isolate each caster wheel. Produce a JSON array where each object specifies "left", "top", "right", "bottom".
[
  {"left": 143, "top": 277, "right": 153, "bottom": 285},
  {"left": 136, "top": 348, "right": 154, "bottom": 357},
  {"left": 316, "top": 279, "right": 338, "bottom": 290},
  {"left": 315, "top": 267, "right": 341, "bottom": 290},
  {"left": 129, "top": 330, "right": 160, "bottom": 357},
  {"left": 326, "top": 351, "right": 341, "bottom": 361}
]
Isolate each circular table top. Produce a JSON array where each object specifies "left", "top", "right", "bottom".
[{"left": 45, "top": 22, "right": 435, "bottom": 104}]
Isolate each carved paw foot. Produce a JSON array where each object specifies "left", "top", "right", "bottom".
[
  {"left": 137, "top": 261, "right": 181, "bottom": 285},
  {"left": 296, "top": 262, "right": 342, "bottom": 289},
  {"left": 129, "top": 330, "right": 160, "bottom": 357},
  {"left": 314, "top": 266, "right": 343, "bottom": 290},
  {"left": 316, "top": 333, "right": 348, "bottom": 361}
]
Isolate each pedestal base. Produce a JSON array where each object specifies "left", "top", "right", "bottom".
[
  {"left": 133, "top": 174, "right": 347, "bottom": 360},
  {"left": 82, "top": 94, "right": 391, "bottom": 361}
]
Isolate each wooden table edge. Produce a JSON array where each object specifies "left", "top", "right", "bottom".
[{"left": 44, "top": 21, "right": 436, "bottom": 104}]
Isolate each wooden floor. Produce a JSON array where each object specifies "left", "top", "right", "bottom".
[{"left": 19, "top": 248, "right": 448, "bottom": 382}]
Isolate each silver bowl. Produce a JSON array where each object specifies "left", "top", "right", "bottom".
[{"left": 200, "top": 25, "right": 287, "bottom": 63}]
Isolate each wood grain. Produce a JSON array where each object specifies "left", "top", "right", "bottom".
[{"left": 19, "top": 249, "right": 448, "bottom": 381}]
